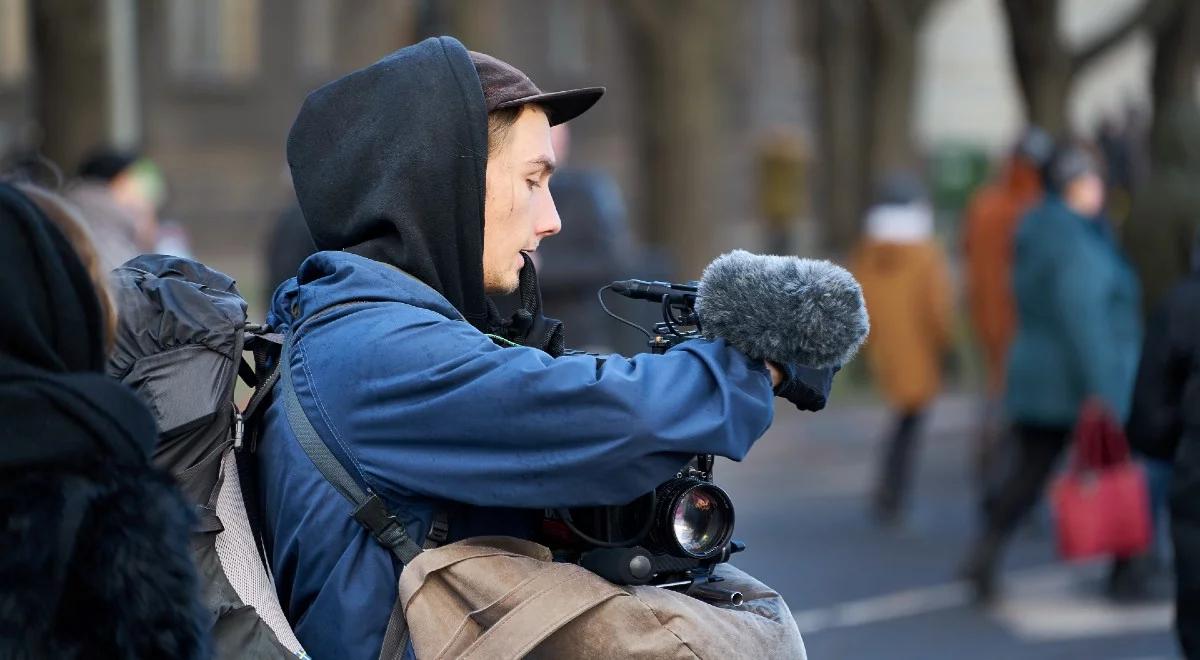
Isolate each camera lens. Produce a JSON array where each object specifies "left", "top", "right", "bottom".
[{"left": 663, "top": 480, "right": 734, "bottom": 558}]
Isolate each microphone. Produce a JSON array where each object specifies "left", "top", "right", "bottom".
[
  {"left": 695, "top": 250, "right": 869, "bottom": 369},
  {"left": 609, "top": 279, "right": 697, "bottom": 304}
]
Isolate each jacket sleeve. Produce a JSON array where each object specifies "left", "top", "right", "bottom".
[
  {"left": 291, "top": 304, "right": 776, "bottom": 509},
  {"left": 1126, "top": 302, "right": 1187, "bottom": 460}
]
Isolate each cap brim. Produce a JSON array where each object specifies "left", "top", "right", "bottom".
[{"left": 495, "top": 87, "right": 605, "bottom": 126}]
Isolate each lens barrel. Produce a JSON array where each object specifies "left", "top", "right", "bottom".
[{"left": 653, "top": 478, "right": 735, "bottom": 559}]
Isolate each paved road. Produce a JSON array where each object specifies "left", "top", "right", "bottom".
[{"left": 718, "top": 394, "right": 1180, "bottom": 659}]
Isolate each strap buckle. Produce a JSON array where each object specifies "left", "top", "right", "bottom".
[
  {"left": 231, "top": 410, "right": 245, "bottom": 450},
  {"left": 425, "top": 513, "right": 449, "bottom": 548}
]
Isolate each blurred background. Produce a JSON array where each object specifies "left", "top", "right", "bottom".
[{"left": 2, "top": 0, "right": 1197, "bottom": 658}]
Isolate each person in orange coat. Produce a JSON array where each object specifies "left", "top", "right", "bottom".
[
  {"left": 961, "top": 128, "right": 1052, "bottom": 476},
  {"left": 853, "top": 173, "right": 954, "bottom": 523}
]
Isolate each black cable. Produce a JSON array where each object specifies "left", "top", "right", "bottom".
[{"left": 597, "top": 284, "right": 653, "bottom": 341}]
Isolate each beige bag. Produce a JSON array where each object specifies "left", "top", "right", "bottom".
[{"left": 396, "top": 536, "right": 806, "bottom": 659}]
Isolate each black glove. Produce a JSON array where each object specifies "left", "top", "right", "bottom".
[
  {"left": 489, "top": 253, "right": 565, "bottom": 357},
  {"left": 773, "top": 363, "right": 838, "bottom": 412}
]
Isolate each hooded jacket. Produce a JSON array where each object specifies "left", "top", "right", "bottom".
[
  {"left": 0, "top": 182, "right": 206, "bottom": 659},
  {"left": 1005, "top": 195, "right": 1142, "bottom": 428},
  {"left": 1126, "top": 259, "right": 1200, "bottom": 656},
  {"left": 852, "top": 201, "right": 953, "bottom": 411},
  {"left": 257, "top": 37, "right": 775, "bottom": 660}
]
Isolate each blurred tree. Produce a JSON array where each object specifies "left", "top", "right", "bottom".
[
  {"left": 1123, "top": 0, "right": 1200, "bottom": 316},
  {"left": 1000, "top": 0, "right": 1172, "bottom": 136},
  {"left": 805, "top": 0, "right": 940, "bottom": 254},
  {"left": 614, "top": 0, "right": 735, "bottom": 277},
  {"left": 32, "top": 0, "right": 111, "bottom": 173}
]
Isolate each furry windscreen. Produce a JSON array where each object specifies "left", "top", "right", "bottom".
[{"left": 696, "top": 250, "right": 869, "bottom": 368}]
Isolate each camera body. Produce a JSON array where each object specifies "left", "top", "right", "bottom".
[{"left": 546, "top": 282, "right": 745, "bottom": 591}]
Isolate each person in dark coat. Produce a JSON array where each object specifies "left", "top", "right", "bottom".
[
  {"left": 960, "top": 143, "right": 1143, "bottom": 601},
  {"left": 262, "top": 201, "right": 317, "bottom": 307},
  {"left": 0, "top": 181, "right": 207, "bottom": 659},
  {"left": 1127, "top": 229, "right": 1200, "bottom": 657}
]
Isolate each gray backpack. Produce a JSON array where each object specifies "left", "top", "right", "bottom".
[{"left": 107, "top": 255, "right": 306, "bottom": 659}]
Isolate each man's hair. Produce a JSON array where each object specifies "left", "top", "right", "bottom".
[
  {"left": 17, "top": 183, "right": 117, "bottom": 352},
  {"left": 486, "top": 104, "right": 544, "bottom": 156},
  {"left": 487, "top": 107, "right": 522, "bottom": 156}
]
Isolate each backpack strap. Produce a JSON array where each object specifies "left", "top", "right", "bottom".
[{"left": 279, "top": 330, "right": 438, "bottom": 658}]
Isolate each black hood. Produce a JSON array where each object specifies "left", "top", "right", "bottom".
[
  {"left": 0, "top": 182, "right": 155, "bottom": 471},
  {"left": 287, "top": 36, "right": 490, "bottom": 329}
]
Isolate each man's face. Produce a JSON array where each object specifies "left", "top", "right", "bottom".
[{"left": 482, "top": 106, "right": 561, "bottom": 294}]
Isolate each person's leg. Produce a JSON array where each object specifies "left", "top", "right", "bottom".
[
  {"left": 874, "top": 410, "right": 923, "bottom": 523},
  {"left": 961, "top": 424, "right": 1070, "bottom": 600}
]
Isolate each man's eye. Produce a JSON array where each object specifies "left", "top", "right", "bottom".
[{"left": 526, "top": 179, "right": 540, "bottom": 190}]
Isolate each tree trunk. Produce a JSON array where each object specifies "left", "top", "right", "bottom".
[
  {"left": 1002, "top": 0, "right": 1165, "bottom": 137},
  {"left": 808, "top": 0, "right": 936, "bottom": 254},
  {"left": 1150, "top": 0, "right": 1200, "bottom": 116},
  {"left": 866, "top": 0, "right": 937, "bottom": 183},
  {"left": 32, "top": 0, "right": 111, "bottom": 172},
  {"left": 812, "top": 0, "right": 872, "bottom": 254},
  {"left": 618, "top": 0, "right": 732, "bottom": 277},
  {"left": 1001, "top": 0, "right": 1071, "bottom": 135}
]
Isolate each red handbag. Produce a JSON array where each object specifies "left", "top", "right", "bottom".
[{"left": 1049, "top": 401, "right": 1152, "bottom": 560}]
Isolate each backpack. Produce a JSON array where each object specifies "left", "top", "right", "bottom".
[
  {"left": 107, "top": 255, "right": 306, "bottom": 659},
  {"left": 107, "top": 254, "right": 441, "bottom": 660}
]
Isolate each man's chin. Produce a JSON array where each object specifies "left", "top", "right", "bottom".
[{"left": 483, "top": 276, "right": 520, "bottom": 296}]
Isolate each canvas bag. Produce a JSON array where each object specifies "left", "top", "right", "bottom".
[
  {"left": 1050, "top": 401, "right": 1152, "bottom": 560},
  {"left": 396, "top": 536, "right": 807, "bottom": 660}
]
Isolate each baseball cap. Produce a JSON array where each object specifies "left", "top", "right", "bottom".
[{"left": 469, "top": 51, "right": 604, "bottom": 126}]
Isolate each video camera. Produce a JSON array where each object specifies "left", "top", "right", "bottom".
[{"left": 545, "top": 279, "right": 745, "bottom": 603}]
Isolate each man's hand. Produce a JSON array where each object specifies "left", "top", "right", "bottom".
[{"left": 771, "top": 362, "right": 838, "bottom": 412}]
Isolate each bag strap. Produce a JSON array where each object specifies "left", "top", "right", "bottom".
[
  {"left": 280, "top": 330, "right": 451, "bottom": 660},
  {"left": 280, "top": 332, "right": 425, "bottom": 563}
]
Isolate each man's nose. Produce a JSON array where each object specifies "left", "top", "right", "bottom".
[{"left": 537, "top": 195, "right": 562, "bottom": 238}]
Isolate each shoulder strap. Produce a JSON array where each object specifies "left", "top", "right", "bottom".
[
  {"left": 280, "top": 330, "right": 452, "bottom": 660},
  {"left": 279, "top": 332, "right": 425, "bottom": 563}
]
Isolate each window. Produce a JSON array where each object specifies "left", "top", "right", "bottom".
[
  {"left": 0, "top": 0, "right": 29, "bottom": 86},
  {"left": 168, "top": 0, "right": 260, "bottom": 84}
]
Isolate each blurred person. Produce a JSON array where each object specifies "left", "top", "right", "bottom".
[
  {"left": 66, "top": 148, "right": 163, "bottom": 271},
  {"left": 960, "top": 143, "right": 1142, "bottom": 602},
  {"left": 538, "top": 122, "right": 636, "bottom": 352},
  {"left": 0, "top": 181, "right": 207, "bottom": 658},
  {"left": 1126, "top": 228, "right": 1200, "bottom": 656},
  {"left": 852, "top": 172, "right": 954, "bottom": 524},
  {"left": 962, "top": 127, "right": 1052, "bottom": 479},
  {"left": 262, "top": 200, "right": 317, "bottom": 307}
]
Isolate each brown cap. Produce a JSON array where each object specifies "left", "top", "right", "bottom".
[{"left": 469, "top": 51, "right": 604, "bottom": 126}]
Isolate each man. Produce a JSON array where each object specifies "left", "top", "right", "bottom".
[{"left": 257, "top": 37, "right": 825, "bottom": 659}]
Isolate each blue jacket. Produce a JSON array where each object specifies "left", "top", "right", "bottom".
[
  {"left": 255, "top": 251, "right": 775, "bottom": 660},
  {"left": 1005, "top": 196, "right": 1142, "bottom": 427}
]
